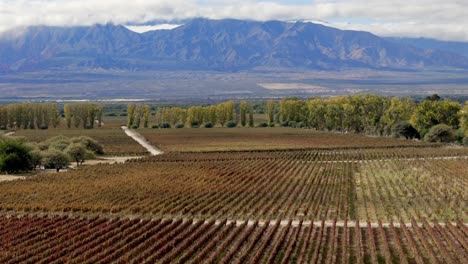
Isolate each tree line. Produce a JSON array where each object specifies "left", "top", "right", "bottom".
[
  {"left": 64, "top": 103, "right": 103, "bottom": 129},
  {"left": 128, "top": 95, "right": 468, "bottom": 144},
  {"left": 0, "top": 102, "right": 103, "bottom": 130},
  {"left": 0, "top": 103, "right": 61, "bottom": 130},
  {"left": 128, "top": 101, "right": 256, "bottom": 129}
]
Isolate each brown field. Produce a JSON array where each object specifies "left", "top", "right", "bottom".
[
  {"left": 138, "top": 127, "right": 435, "bottom": 152},
  {"left": 1, "top": 120, "right": 467, "bottom": 263},
  {"left": 1, "top": 215, "right": 466, "bottom": 263},
  {"left": 0, "top": 147, "right": 466, "bottom": 222},
  {"left": 13, "top": 125, "right": 147, "bottom": 156}
]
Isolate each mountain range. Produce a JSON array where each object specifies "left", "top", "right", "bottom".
[{"left": 1, "top": 18, "right": 468, "bottom": 72}]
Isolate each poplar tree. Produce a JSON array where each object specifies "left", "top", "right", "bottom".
[{"left": 240, "top": 101, "right": 247, "bottom": 127}]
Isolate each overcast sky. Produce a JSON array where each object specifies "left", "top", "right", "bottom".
[{"left": 0, "top": 0, "right": 467, "bottom": 41}]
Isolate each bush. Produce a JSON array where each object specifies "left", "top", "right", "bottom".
[
  {"left": 424, "top": 124, "right": 455, "bottom": 143},
  {"left": 0, "top": 138, "right": 33, "bottom": 173},
  {"left": 204, "top": 122, "right": 214, "bottom": 128},
  {"left": 44, "top": 150, "right": 70, "bottom": 172},
  {"left": 161, "top": 123, "right": 171, "bottom": 129},
  {"left": 175, "top": 123, "right": 185, "bottom": 129},
  {"left": 258, "top": 122, "right": 268, "bottom": 127},
  {"left": 66, "top": 143, "right": 87, "bottom": 166},
  {"left": 190, "top": 121, "right": 200, "bottom": 128},
  {"left": 392, "top": 121, "right": 420, "bottom": 140},
  {"left": 72, "top": 136, "right": 104, "bottom": 155},
  {"left": 151, "top": 125, "right": 159, "bottom": 129},
  {"left": 226, "top": 120, "right": 237, "bottom": 128},
  {"left": 280, "top": 121, "right": 290, "bottom": 127},
  {"left": 463, "top": 136, "right": 468, "bottom": 146},
  {"left": 269, "top": 123, "right": 275, "bottom": 127},
  {"left": 131, "top": 125, "right": 139, "bottom": 129},
  {"left": 455, "top": 128, "right": 465, "bottom": 144}
]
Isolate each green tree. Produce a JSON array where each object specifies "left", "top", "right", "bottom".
[
  {"left": 64, "top": 104, "right": 72, "bottom": 128},
  {"left": 410, "top": 99, "right": 461, "bottom": 132},
  {"left": 424, "top": 124, "right": 455, "bottom": 143},
  {"left": 266, "top": 100, "right": 275, "bottom": 125},
  {"left": 392, "top": 121, "right": 420, "bottom": 140},
  {"left": 127, "top": 104, "right": 136, "bottom": 127},
  {"left": 0, "top": 138, "right": 33, "bottom": 173},
  {"left": 460, "top": 101, "right": 468, "bottom": 135},
  {"left": 66, "top": 143, "right": 87, "bottom": 167},
  {"left": 96, "top": 105, "right": 103, "bottom": 127},
  {"left": 143, "top": 105, "right": 151, "bottom": 128},
  {"left": 240, "top": 101, "right": 247, "bottom": 127},
  {"left": 248, "top": 103, "right": 254, "bottom": 127},
  {"left": 44, "top": 150, "right": 70, "bottom": 172}
]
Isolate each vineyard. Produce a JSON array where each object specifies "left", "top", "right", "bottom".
[
  {"left": 0, "top": 214, "right": 466, "bottom": 263},
  {"left": 138, "top": 127, "right": 435, "bottom": 152},
  {"left": 0, "top": 147, "right": 466, "bottom": 222},
  {"left": 1, "top": 125, "right": 467, "bottom": 263}
]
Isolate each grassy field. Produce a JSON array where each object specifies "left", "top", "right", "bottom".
[{"left": 138, "top": 127, "right": 435, "bottom": 152}]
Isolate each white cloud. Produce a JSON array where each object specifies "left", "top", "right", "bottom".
[
  {"left": 125, "top": 24, "right": 182, "bottom": 33},
  {"left": 0, "top": 0, "right": 467, "bottom": 41}
]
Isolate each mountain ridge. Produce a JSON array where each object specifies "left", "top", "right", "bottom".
[{"left": 1, "top": 18, "right": 467, "bottom": 72}]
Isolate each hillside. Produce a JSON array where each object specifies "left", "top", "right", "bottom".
[{"left": 1, "top": 19, "right": 468, "bottom": 72}]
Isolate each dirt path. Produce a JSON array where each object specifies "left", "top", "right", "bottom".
[
  {"left": 0, "top": 175, "right": 25, "bottom": 182},
  {"left": 3, "top": 132, "right": 15, "bottom": 137},
  {"left": 121, "top": 126, "right": 163, "bottom": 155}
]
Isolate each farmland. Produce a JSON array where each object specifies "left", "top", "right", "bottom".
[
  {"left": 0, "top": 214, "right": 466, "bottom": 263},
  {"left": 0, "top": 147, "right": 466, "bottom": 223},
  {"left": 138, "top": 127, "right": 434, "bottom": 152},
  {"left": 13, "top": 123, "right": 147, "bottom": 156},
  {"left": 0, "top": 123, "right": 467, "bottom": 263}
]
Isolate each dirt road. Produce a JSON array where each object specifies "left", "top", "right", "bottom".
[{"left": 121, "top": 126, "right": 163, "bottom": 155}]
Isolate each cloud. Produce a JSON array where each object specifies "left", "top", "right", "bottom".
[
  {"left": 0, "top": 0, "right": 467, "bottom": 41},
  {"left": 125, "top": 24, "right": 182, "bottom": 33}
]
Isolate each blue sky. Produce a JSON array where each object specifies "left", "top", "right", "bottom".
[{"left": 0, "top": 0, "right": 467, "bottom": 41}]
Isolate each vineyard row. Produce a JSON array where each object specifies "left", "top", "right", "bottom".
[{"left": 0, "top": 215, "right": 466, "bottom": 263}]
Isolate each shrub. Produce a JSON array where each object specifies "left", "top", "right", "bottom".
[
  {"left": 280, "top": 121, "right": 290, "bottom": 127},
  {"left": 204, "top": 122, "right": 214, "bottom": 128},
  {"left": 455, "top": 128, "right": 465, "bottom": 144},
  {"left": 44, "top": 150, "right": 70, "bottom": 172},
  {"left": 66, "top": 143, "right": 87, "bottom": 166},
  {"left": 258, "top": 122, "right": 268, "bottom": 127},
  {"left": 424, "top": 124, "right": 455, "bottom": 143},
  {"left": 0, "top": 138, "right": 33, "bottom": 173},
  {"left": 269, "top": 123, "right": 275, "bottom": 127},
  {"left": 131, "top": 125, "right": 139, "bottom": 129},
  {"left": 175, "top": 123, "right": 185, "bottom": 129},
  {"left": 463, "top": 136, "right": 468, "bottom": 146},
  {"left": 71, "top": 136, "right": 104, "bottom": 155},
  {"left": 161, "top": 123, "right": 171, "bottom": 129},
  {"left": 293, "top": 122, "right": 305, "bottom": 128},
  {"left": 30, "top": 149, "right": 43, "bottom": 170},
  {"left": 190, "top": 121, "right": 200, "bottom": 128},
  {"left": 48, "top": 140, "right": 70, "bottom": 152},
  {"left": 392, "top": 121, "right": 420, "bottom": 140},
  {"left": 226, "top": 120, "right": 237, "bottom": 128},
  {"left": 151, "top": 125, "right": 159, "bottom": 129}
]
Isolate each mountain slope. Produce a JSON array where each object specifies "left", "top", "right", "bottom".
[
  {"left": 385, "top": 37, "right": 468, "bottom": 58},
  {"left": 1, "top": 19, "right": 467, "bottom": 72}
]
